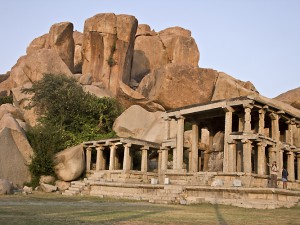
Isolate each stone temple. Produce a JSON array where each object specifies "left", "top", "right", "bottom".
[{"left": 65, "top": 95, "right": 300, "bottom": 209}]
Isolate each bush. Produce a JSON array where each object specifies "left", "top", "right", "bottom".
[
  {"left": 0, "top": 95, "right": 13, "bottom": 105},
  {"left": 23, "top": 74, "right": 122, "bottom": 182}
]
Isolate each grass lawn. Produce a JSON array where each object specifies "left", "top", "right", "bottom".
[{"left": 0, "top": 192, "right": 299, "bottom": 225}]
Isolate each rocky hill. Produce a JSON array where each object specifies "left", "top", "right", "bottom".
[
  {"left": 0, "top": 12, "right": 297, "bottom": 187},
  {"left": 274, "top": 87, "right": 300, "bottom": 110}
]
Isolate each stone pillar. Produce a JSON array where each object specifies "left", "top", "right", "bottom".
[
  {"left": 164, "top": 116, "right": 171, "bottom": 140},
  {"left": 257, "top": 142, "right": 266, "bottom": 175},
  {"left": 238, "top": 113, "right": 244, "bottom": 132},
  {"left": 96, "top": 146, "right": 105, "bottom": 171},
  {"left": 236, "top": 142, "right": 243, "bottom": 172},
  {"left": 172, "top": 147, "right": 177, "bottom": 170},
  {"left": 242, "top": 139, "right": 252, "bottom": 173},
  {"left": 161, "top": 147, "right": 169, "bottom": 172},
  {"left": 258, "top": 109, "right": 265, "bottom": 134},
  {"left": 109, "top": 145, "right": 117, "bottom": 170},
  {"left": 190, "top": 122, "right": 199, "bottom": 172},
  {"left": 278, "top": 149, "right": 283, "bottom": 178},
  {"left": 123, "top": 143, "right": 131, "bottom": 172},
  {"left": 297, "top": 153, "right": 300, "bottom": 181},
  {"left": 141, "top": 146, "right": 149, "bottom": 173},
  {"left": 86, "top": 147, "right": 92, "bottom": 172},
  {"left": 176, "top": 116, "right": 185, "bottom": 170},
  {"left": 201, "top": 127, "right": 210, "bottom": 172},
  {"left": 287, "top": 151, "right": 295, "bottom": 181},
  {"left": 290, "top": 119, "right": 296, "bottom": 145},
  {"left": 270, "top": 113, "right": 279, "bottom": 141},
  {"left": 228, "top": 141, "right": 237, "bottom": 172},
  {"left": 158, "top": 150, "right": 162, "bottom": 174},
  {"left": 268, "top": 146, "right": 276, "bottom": 165},
  {"left": 243, "top": 106, "right": 252, "bottom": 132},
  {"left": 223, "top": 108, "right": 233, "bottom": 172}
]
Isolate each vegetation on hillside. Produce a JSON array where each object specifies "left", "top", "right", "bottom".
[
  {"left": 0, "top": 95, "right": 13, "bottom": 105},
  {"left": 22, "top": 74, "right": 122, "bottom": 185}
]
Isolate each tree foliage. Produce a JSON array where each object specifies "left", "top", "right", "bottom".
[{"left": 23, "top": 74, "right": 122, "bottom": 182}]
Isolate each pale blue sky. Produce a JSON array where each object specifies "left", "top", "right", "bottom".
[{"left": 0, "top": 0, "right": 299, "bottom": 98}]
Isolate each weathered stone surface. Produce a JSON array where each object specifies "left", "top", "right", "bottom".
[
  {"left": 39, "top": 175, "right": 56, "bottom": 184},
  {"left": 136, "top": 24, "right": 156, "bottom": 36},
  {"left": 47, "top": 22, "right": 75, "bottom": 72},
  {"left": 82, "top": 13, "right": 138, "bottom": 95},
  {"left": 55, "top": 180, "right": 70, "bottom": 191},
  {"left": 137, "top": 64, "right": 217, "bottom": 110},
  {"left": 211, "top": 72, "right": 257, "bottom": 101},
  {"left": 83, "top": 85, "right": 113, "bottom": 98},
  {"left": 131, "top": 34, "right": 169, "bottom": 82},
  {"left": 41, "top": 183, "right": 57, "bottom": 193},
  {"left": 54, "top": 144, "right": 85, "bottom": 182},
  {"left": 23, "top": 185, "right": 33, "bottom": 194},
  {"left": 73, "top": 31, "right": 83, "bottom": 73},
  {"left": 79, "top": 73, "right": 93, "bottom": 85},
  {"left": 26, "top": 34, "right": 49, "bottom": 55},
  {"left": 208, "top": 131, "right": 224, "bottom": 172},
  {"left": 117, "top": 82, "right": 165, "bottom": 112},
  {"left": 0, "top": 128, "right": 33, "bottom": 186},
  {"left": 113, "top": 105, "right": 176, "bottom": 143},
  {"left": 0, "top": 113, "right": 24, "bottom": 134},
  {"left": 274, "top": 87, "right": 300, "bottom": 110},
  {"left": 0, "top": 104, "right": 23, "bottom": 121},
  {"left": 159, "top": 27, "right": 199, "bottom": 67},
  {"left": 12, "top": 84, "right": 39, "bottom": 127},
  {"left": 23, "top": 49, "right": 73, "bottom": 83},
  {"left": 10, "top": 56, "right": 31, "bottom": 88},
  {"left": 0, "top": 179, "right": 13, "bottom": 195}
]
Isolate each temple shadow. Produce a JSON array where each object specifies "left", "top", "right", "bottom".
[{"left": 214, "top": 204, "right": 228, "bottom": 225}]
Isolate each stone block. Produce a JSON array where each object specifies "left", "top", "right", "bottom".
[
  {"left": 211, "top": 179, "right": 224, "bottom": 187},
  {"left": 164, "top": 178, "right": 170, "bottom": 185},
  {"left": 151, "top": 178, "right": 158, "bottom": 185},
  {"left": 233, "top": 179, "right": 242, "bottom": 187}
]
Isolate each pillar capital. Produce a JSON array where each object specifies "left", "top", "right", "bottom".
[
  {"left": 96, "top": 146, "right": 105, "bottom": 151},
  {"left": 241, "top": 139, "right": 252, "bottom": 144},
  {"left": 140, "top": 146, "right": 149, "bottom": 151},
  {"left": 124, "top": 143, "right": 132, "bottom": 148},
  {"left": 256, "top": 142, "right": 267, "bottom": 147},
  {"left": 223, "top": 106, "right": 234, "bottom": 112},
  {"left": 175, "top": 114, "right": 185, "bottom": 120},
  {"left": 243, "top": 104, "right": 253, "bottom": 110}
]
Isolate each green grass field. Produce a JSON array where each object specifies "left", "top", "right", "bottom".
[{"left": 0, "top": 193, "right": 299, "bottom": 225}]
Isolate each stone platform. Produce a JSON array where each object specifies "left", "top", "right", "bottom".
[{"left": 63, "top": 171, "right": 300, "bottom": 209}]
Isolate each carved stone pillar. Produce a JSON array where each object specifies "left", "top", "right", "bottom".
[
  {"left": 242, "top": 139, "right": 252, "bottom": 173},
  {"left": 243, "top": 106, "right": 252, "bottom": 132},
  {"left": 297, "top": 153, "right": 300, "bottom": 181},
  {"left": 228, "top": 141, "right": 237, "bottom": 172},
  {"left": 201, "top": 127, "right": 210, "bottom": 172},
  {"left": 161, "top": 147, "right": 169, "bottom": 172},
  {"left": 278, "top": 149, "right": 283, "bottom": 177},
  {"left": 172, "top": 147, "right": 177, "bottom": 170},
  {"left": 257, "top": 142, "right": 266, "bottom": 175},
  {"left": 190, "top": 122, "right": 199, "bottom": 172},
  {"left": 238, "top": 113, "right": 244, "bottom": 132},
  {"left": 123, "top": 143, "right": 131, "bottom": 172},
  {"left": 164, "top": 116, "right": 171, "bottom": 140},
  {"left": 223, "top": 108, "right": 233, "bottom": 172},
  {"left": 86, "top": 147, "right": 92, "bottom": 172},
  {"left": 96, "top": 146, "right": 105, "bottom": 171},
  {"left": 141, "top": 146, "right": 149, "bottom": 173},
  {"left": 287, "top": 151, "right": 295, "bottom": 181},
  {"left": 109, "top": 145, "right": 117, "bottom": 170},
  {"left": 258, "top": 109, "right": 265, "bottom": 134},
  {"left": 270, "top": 113, "right": 279, "bottom": 141},
  {"left": 236, "top": 142, "right": 243, "bottom": 172},
  {"left": 176, "top": 116, "right": 185, "bottom": 170},
  {"left": 268, "top": 146, "right": 276, "bottom": 165}
]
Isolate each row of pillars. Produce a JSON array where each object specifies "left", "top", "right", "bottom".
[{"left": 85, "top": 144, "right": 150, "bottom": 173}]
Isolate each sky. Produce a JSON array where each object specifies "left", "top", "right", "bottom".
[{"left": 0, "top": 0, "right": 299, "bottom": 98}]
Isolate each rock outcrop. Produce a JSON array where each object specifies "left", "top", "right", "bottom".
[
  {"left": 274, "top": 87, "right": 300, "bottom": 110},
  {"left": 137, "top": 64, "right": 217, "bottom": 110},
  {"left": 54, "top": 144, "right": 85, "bottom": 182},
  {"left": 0, "top": 179, "right": 13, "bottom": 195},
  {"left": 73, "top": 31, "right": 83, "bottom": 73},
  {"left": 131, "top": 25, "right": 199, "bottom": 83},
  {"left": 113, "top": 105, "right": 176, "bottom": 143},
  {"left": 82, "top": 13, "right": 138, "bottom": 95}
]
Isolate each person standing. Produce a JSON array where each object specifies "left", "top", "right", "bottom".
[
  {"left": 267, "top": 161, "right": 278, "bottom": 188},
  {"left": 282, "top": 167, "right": 289, "bottom": 189}
]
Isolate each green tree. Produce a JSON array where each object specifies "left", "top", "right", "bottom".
[{"left": 23, "top": 74, "right": 122, "bottom": 184}]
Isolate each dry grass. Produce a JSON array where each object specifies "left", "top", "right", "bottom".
[{"left": 0, "top": 193, "right": 299, "bottom": 225}]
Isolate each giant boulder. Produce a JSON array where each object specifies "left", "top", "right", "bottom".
[
  {"left": 274, "top": 87, "right": 300, "bottom": 110},
  {"left": 113, "top": 105, "right": 176, "bottom": 143},
  {"left": 54, "top": 144, "right": 85, "bottom": 182},
  {"left": 0, "top": 125, "right": 33, "bottom": 186},
  {"left": 47, "top": 22, "right": 75, "bottom": 73},
  {"left": 73, "top": 31, "right": 83, "bottom": 73},
  {"left": 137, "top": 64, "right": 217, "bottom": 110},
  {"left": 82, "top": 13, "right": 138, "bottom": 95}
]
